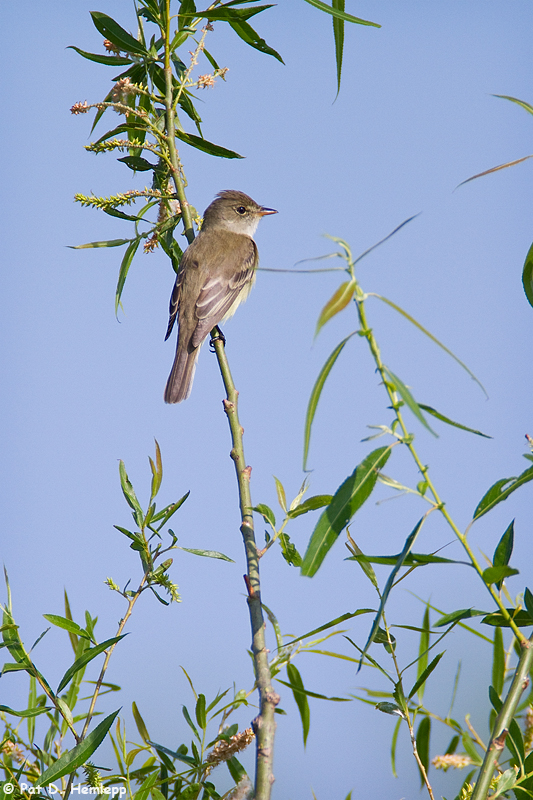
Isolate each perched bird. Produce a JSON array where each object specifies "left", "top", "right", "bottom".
[{"left": 164, "top": 190, "right": 277, "bottom": 403}]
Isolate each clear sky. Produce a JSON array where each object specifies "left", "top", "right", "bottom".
[{"left": 1, "top": 2, "right": 532, "bottom": 798}]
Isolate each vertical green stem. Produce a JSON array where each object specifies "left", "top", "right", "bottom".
[
  {"left": 163, "top": 0, "right": 194, "bottom": 244},
  {"left": 471, "top": 637, "right": 533, "bottom": 800},
  {"left": 211, "top": 331, "right": 278, "bottom": 800}
]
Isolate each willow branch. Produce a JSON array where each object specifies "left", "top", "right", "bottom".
[{"left": 211, "top": 330, "right": 278, "bottom": 800}]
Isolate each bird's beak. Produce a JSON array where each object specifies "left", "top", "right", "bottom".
[{"left": 259, "top": 207, "right": 278, "bottom": 216}]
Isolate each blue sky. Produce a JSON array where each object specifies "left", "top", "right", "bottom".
[{"left": 1, "top": 2, "right": 533, "bottom": 798}]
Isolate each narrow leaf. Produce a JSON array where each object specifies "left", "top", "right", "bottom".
[
  {"left": 277, "top": 677, "right": 348, "bottom": 703},
  {"left": 42, "top": 615, "right": 92, "bottom": 641},
  {"left": 473, "top": 464, "right": 533, "bottom": 520},
  {"left": 115, "top": 238, "right": 141, "bottom": 314},
  {"left": 492, "top": 521, "right": 515, "bottom": 591},
  {"left": 416, "top": 716, "right": 431, "bottom": 783},
  {"left": 358, "top": 517, "right": 426, "bottom": 667},
  {"left": 67, "top": 46, "right": 132, "bottom": 66},
  {"left": 228, "top": 19, "right": 284, "bottom": 63},
  {"left": 434, "top": 609, "right": 487, "bottom": 627},
  {"left": 90, "top": 12, "right": 147, "bottom": 55},
  {"left": 525, "top": 588, "right": 533, "bottom": 621},
  {"left": 274, "top": 476, "right": 287, "bottom": 512},
  {"left": 482, "top": 565, "right": 519, "bottom": 585},
  {"left": 494, "top": 94, "right": 533, "bottom": 116},
  {"left": 315, "top": 280, "right": 355, "bottom": 337},
  {"left": 303, "top": 333, "right": 356, "bottom": 471},
  {"left": 384, "top": 368, "right": 437, "bottom": 436},
  {"left": 522, "top": 242, "right": 533, "bottom": 310},
  {"left": 118, "top": 155, "right": 156, "bottom": 172},
  {"left": 457, "top": 155, "right": 533, "bottom": 188},
  {"left": 57, "top": 635, "right": 126, "bottom": 693},
  {"left": 301, "top": 446, "right": 391, "bottom": 577},
  {"left": 132, "top": 701, "right": 150, "bottom": 743},
  {"left": 0, "top": 705, "right": 51, "bottom": 718},
  {"left": 286, "top": 664, "right": 310, "bottom": 746},
  {"left": 408, "top": 652, "right": 445, "bottom": 699},
  {"left": 175, "top": 129, "right": 243, "bottom": 159},
  {"left": 373, "top": 294, "right": 487, "bottom": 396},
  {"left": 195, "top": 694, "right": 207, "bottom": 730},
  {"left": 492, "top": 626, "right": 505, "bottom": 698},
  {"left": 332, "top": 0, "right": 344, "bottom": 96},
  {"left": 285, "top": 609, "right": 374, "bottom": 646},
  {"left": 302, "top": 0, "right": 380, "bottom": 27},
  {"left": 482, "top": 610, "right": 533, "bottom": 627},
  {"left": 253, "top": 503, "right": 276, "bottom": 528},
  {"left": 69, "top": 239, "right": 132, "bottom": 250},
  {"left": 418, "top": 404, "right": 491, "bottom": 438},
  {"left": 289, "top": 495, "right": 332, "bottom": 519},
  {"left": 178, "top": 547, "right": 234, "bottom": 562},
  {"left": 346, "top": 537, "right": 379, "bottom": 590},
  {"left": 37, "top": 710, "right": 120, "bottom": 786},
  {"left": 416, "top": 605, "right": 431, "bottom": 701}
]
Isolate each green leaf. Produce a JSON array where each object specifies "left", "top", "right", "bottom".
[
  {"left": 408, "top": 652, "right": 445, "bottom": 699},
  {"left": 347, "top": 552, "right": 461, "bottom": 566},
  {"left": 473, "top": 464, "right": 533, "bottom": 520},
  {"left": 115, "top": 238, "right": 141, "bottom": 315},
  {"left": 253, "top": 503, "right": 276, "bottom": 528},
  {"left": 277, "top": 677, "right": 348, "bottom": 703},
  {"left": 332, "top": 0, "right": 344, "bottom": 96},
  {"left": 195, "top": 694, "right": 206, "bottom": 730},
  {"left": 494, "top": 94, "right": 533, "bottom": 116},
  {"left": 462, "top": 732, "right": 483, "bottom": 765},
  {"left": 373, "top": 294, "right": 487, "bottom": 397},
  {"left": 415, "top": 716, "right": 431, "bottom": 783},
  {"left": 525, "top": 588, "right": 533, "bottom": 621},
  {"left": 285, "top": 609, "right": 374, "bottom": 646},
  {"left": 174, "top": 129, "right": 243, "bottom": 159},
  {"left": 286, "top": 665, "right": 309, "bottom": 747},
  {"left": 384, "top": 368, "right": 437, "bottom": 436},
  {"left": 358, "top": 517, "right": 426, "bottom": 667},
  {"left": 57, "top": 635, "right": 126, "bottom": 693},
  {"left": 67, "top": 46, "right": 133, "bottom": 66},
  {"left": 119, "top": 459, "right": 144, "bottom": 524},
  {"left": 274, "top": 476, "right": 287, "bottom": 512},
  {"left": 418, "top": 404, "right": 492, "bottom": 438},
  {"left": 347, "top": 538, "right": 379, "bottom": 590},
  {"left": 522, "top": 241, "right": 533, "bottom": 310},
  {"left": 178, "top": 547, "right": 234, "bottom": 562},
  {"left": 303, "top": 333, "right": 356, "bottom": 471},
  {"left": 302, "top": 0, "right": 380, "bottom": 27},
  {"left": 118, "top": 155, "right": 156, "bottom": 172},
  {"left": 493, "top": 521, "right": 514, "bottom": 591},
  {"left": 149, "top": 440, "right": 163, "bottom": 502},
  {"left": 482, "top": 565, "right": 519, "bottom": 585},
  {"left": 184, "top": 5, "right": 275, "bottom": 22},
  {"left": 493, "top": 768, "right": 519, "bottom": 798},
  {"left": 482, "top": 610, "right": 533, "bottom": 627},
  {"left": 90, "top": 12, "right": 147, "bottom": 55},
  {"left": 182, "top": 705, "right": 201, "bottom": 741},
  {"left": 132, "top": 701, "right": 150, "bottom": 743},
  {"left": 37, "top": 709, "right": 120, "bottom": 786},
  {"left": 492, "top": 626, "right": 505, "bottom": 697},
  {"left": 301, "top": 446, "right": 391, "bottom": 576},
  {"left": 69, "top": 238, "right": 132, "bottom": 250},
  {"left": 287, "top": 495, "right": 333, "bottom": 519},
  {"left": 0, "top": 705, "right": 50, "bottom": 718},
  {"left": 42, "top": 615, "right": 92, "bottom": 641},
  {"left": 375, "top": 702, "right": 404, "bottom": 717},
  {"left": 416, "top": 605, "right": 430, "bottom": 701},
  {"left": 315, "top": 280, "right": 356, "bottom": 337},
  {"left": 228, "top": 19, "right": 284, "bottom": 63},
  {"left": 433, "top": 608, "right": 488, "bottom": 627}
]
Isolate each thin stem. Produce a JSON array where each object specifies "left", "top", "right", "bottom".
[
  {"left": 163, "top": 0, "right": 194, "bottom": 243},
  {"left": 354, "top": 291, "right": 526, "bottom": 644},
  {"left": 382, "top": 613, "right": 435, "bottom": 800},
  {"left": 63, "top": 579, "right": 147, "bottom": 800},
  {"left": 471, "top": 637, "right": 533, "bottom": 800},
  {"left": 211, "top": 330, "right": 278, "bottom": 800}
]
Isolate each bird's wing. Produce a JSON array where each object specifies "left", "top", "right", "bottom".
[
  {"left": 191, "top": 236, "right": 257, "bottom": 348},
  {"left": 164, "top": 263, "right": 185, "bottom": 341}
]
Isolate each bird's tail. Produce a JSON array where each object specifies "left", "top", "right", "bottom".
[{"left": 164, "top": 343, "right": 199, "bottom": 403}]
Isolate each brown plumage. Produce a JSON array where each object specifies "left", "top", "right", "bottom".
[{"left": 164, "top": 190, "right": 277, "bottom": 403}]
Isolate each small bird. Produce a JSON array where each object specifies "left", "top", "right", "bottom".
[{"left": 164, "top": 190, "right": 277, "bottom": 403}]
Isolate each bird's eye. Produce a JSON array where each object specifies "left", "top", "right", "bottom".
[{"left": 236, "top": 206, "right": 246, "bottom": 215}]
